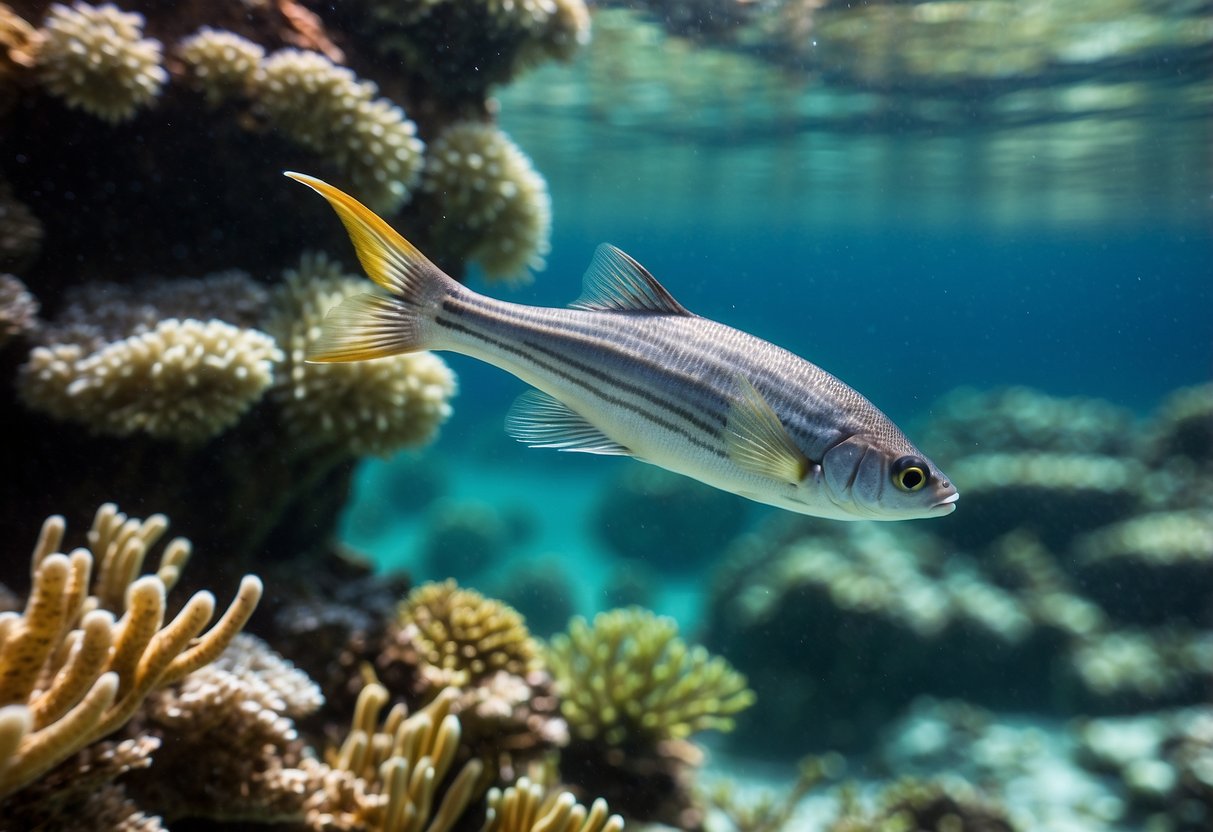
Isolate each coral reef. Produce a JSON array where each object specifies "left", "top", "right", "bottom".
[
  {"left": 483, "top": 776, "right": 624, "bottom": 832},
  {"left": 0, "top": 503, "right": 261, "bottom": 802},
  {"left": 0, "top": 0, "right": 577, "bottom": 586},
  {"left": 592, "top": 465, "right": 750, "bottom": 572},
  {"left": 548, "top": 607, "right": 754, "bottom": 827},
  {"left": 37, "top": 1, "right": 167, "bottom": 123},
  {"left": 18, "top": 317, "right": 282, "bottom": 442},
  {"left": 1076, "top": 707, "right": 1213, "bottom": 831},
  {"left": 421, "top": 120, "right": 553, "bottom": 282}
]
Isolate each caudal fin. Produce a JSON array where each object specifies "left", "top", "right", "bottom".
[{"left": 285, "top": 172, "right": 458, "bottom": 363}]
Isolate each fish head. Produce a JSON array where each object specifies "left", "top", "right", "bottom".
[{"left": 820, "top": 435, "right": 958, "bottom": 520}]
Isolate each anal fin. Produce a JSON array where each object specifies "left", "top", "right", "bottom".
[{"left": 505, "top": 390, "right": 632, "bottom": 456}]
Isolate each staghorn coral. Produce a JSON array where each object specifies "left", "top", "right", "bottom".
[
  {"left": 397, "top": 580, "right": 541, "bottom": 691},
  {"left": 36, "top": 1, "right": 167, "bottom": 123},
  {"left": 176, "top": 26, "right": 265, "bottom": 105},
  {"left": 17, "top": 317, "right": 283, "bottom": 443},
  {"left": 0, "top": 272, "right": 37, "bottom": 347},
  {"left": 482, "top": 775, "right": 624, "bottom": 832},
  {"left": 263, "top": 252, "right": 456, "bottom": 457},
  {"left": 548, "top": 607, "right": 754, "bottom": 748},
  {"left": 0, "top": 503, "right": 262, "bottom": 800},
  {"left": 421, "top": 120, "right": 552, "bottom": 282},
  {"left": 255, "top": 48, "right": 426, "bottom": 213}
]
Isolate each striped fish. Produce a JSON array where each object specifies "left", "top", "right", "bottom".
[{"left": 286, "top": 172, "right": 959, "bottom": 521}]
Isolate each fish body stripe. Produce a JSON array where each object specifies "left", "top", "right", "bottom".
[{"left": 434, "top": 292, "right": 871, "bottom": 464}]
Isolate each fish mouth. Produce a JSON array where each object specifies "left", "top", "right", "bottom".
[{"left": 931, "top": 492, "right": 960, "bottom": 514}]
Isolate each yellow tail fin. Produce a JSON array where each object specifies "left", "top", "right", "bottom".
[{"left": 285, "top": 172, "right": 458, "bottom": 363}]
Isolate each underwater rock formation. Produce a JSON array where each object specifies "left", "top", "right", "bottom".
[{"left": 548, "top": 606, "right": 754, "bottom": 828}]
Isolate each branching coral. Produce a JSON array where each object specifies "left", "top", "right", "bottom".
[
  {"left": 263, "top": 253, "right": 456, "bottom": 457},
  {"left": 548, "top": 607, "right": 754, "bottom": 747},
  {"left": 36, "top": 1, "right": 167, "bottom": 123},
  {"left": 17, "top": 317, "right": 283, "bottom": 442},
  {"left": 421, "top": 120, "right": 552, "bottom": 282},
  {"left": 256, "top": 48, "right": 426, "bottom": 213},
  {"left": 0, "top": 503, "right": 262, "bottom": 800},
  {"left": 307, "top": 681, "right": 484, "bottom": 832},
  {"left": 397, "top": 580, "right": 541, "bottom": 690},
  {"left": 482, "top": 776, "right": 624, "bottom": 832}
]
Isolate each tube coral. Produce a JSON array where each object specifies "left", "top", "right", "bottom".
[
  {"left": 482, "top": 776, "right": 624, "bottom": 832},
  {"left": 36, "top": 1, "right": 167, "bottom": 123},
  {"left": 308, "top": 681, "right": 484, "bottom": 832},
  {"left": 0, "top": 503, "right": 262, "bottom": 799}
]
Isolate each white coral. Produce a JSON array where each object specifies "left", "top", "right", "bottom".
[
  {"left": 37, "top": 1, "right": 167, "bottom": 123},
  {"left": 18, "top": 318, "right": 282, "bottom": 442},
  {"left": 422, "top": 121, "right": 551, "bottom": 282},
  {"left": 256, "top": 50, "right": 425, "bottom": 213},
  {"left": 177, "top": 27, "right": 264, "bottom": 105}
]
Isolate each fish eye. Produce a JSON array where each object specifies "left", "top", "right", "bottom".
[{"left": 891, "top": 456, "right": 929, "bottom": 492}]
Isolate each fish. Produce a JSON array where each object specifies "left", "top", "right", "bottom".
[{"left": 285, "top": 172, "right": 959, "bottom": 521}]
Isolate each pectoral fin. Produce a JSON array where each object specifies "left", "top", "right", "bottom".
[
  {"left": 725, "top": 375, "right": 811, "bottom": 485},
  {"left": 505, "top": 390, "right": 633, "bottom": 456}
]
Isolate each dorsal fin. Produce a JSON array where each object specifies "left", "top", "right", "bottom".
[{"left": 569, "top": 244, "right": 693, "bottom": 316}]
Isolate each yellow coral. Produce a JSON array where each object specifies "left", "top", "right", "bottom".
[
  {"left": 547, "top": 607, "right": 755, "bottom": 746},
  {"left": 482, "top": 776, "right": 624, "bottom": 832},
  {"left": 177, "top": 27, "right": 264, "bottom": 105},
  {"left": 0, "top": 504, "right": 262, "bottom": 798},
  {"left": 17, "top": 317, "right": 282, "bottom": 442},
  {"left": 421, "top": 121, "right": 551, "bottom": 282},
  {"left": 263, "top": 253, "right": 455, "bottom": 457},
  {"left": 256, "top": 49, "right": 425, "bottom": 213},
  {"left": 398, "top": 580, "right": 541, "bottom": 688},
  {"left": 310, "top": 681, "right": 484, "bottom": 832},
  {"left": 36, "top": 1, "right": 166, "bottom": 123}
]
